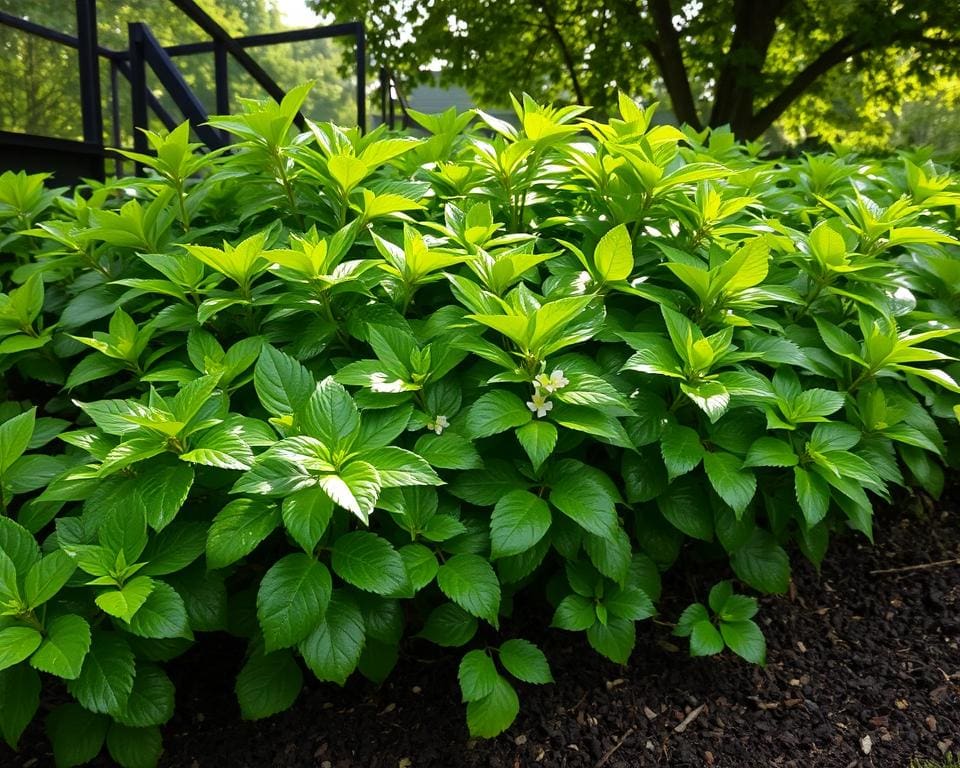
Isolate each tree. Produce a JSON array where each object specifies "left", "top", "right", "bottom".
[{"left": 311, "top": 0, "right": 960, "bottom": 143}]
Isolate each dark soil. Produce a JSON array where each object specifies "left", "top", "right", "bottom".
[{"left": 8, "top": 492, "right": 960, "bottom": 768}]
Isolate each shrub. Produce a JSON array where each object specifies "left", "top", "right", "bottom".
[{"left": 0, "top": 86, "right": 958, "bottom": 766}]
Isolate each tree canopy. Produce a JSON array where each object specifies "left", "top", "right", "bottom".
[{"left": 312, "top": 0, "right": 960, "bottom": 149}]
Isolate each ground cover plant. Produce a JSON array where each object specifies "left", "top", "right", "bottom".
[{"left": 0, "top": 85, "right": 958, "bottom": 768}]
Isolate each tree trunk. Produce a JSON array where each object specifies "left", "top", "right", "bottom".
[{"left": 644, "top": 0, "right": 703, "bottom": 130}]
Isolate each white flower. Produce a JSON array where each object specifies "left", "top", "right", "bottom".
[
  {"left": 526, "top": 391, "right": 553, "bottom": 418},
  {"left": 428, "top": 414, "right": 449, "bottom": 435},
  {"left": 535, "top": 369, "right": 569, "bottom": 394}
]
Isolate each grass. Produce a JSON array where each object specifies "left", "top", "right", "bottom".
[{"left": 910, "top": 756, "right": 960, "bottom": 768}]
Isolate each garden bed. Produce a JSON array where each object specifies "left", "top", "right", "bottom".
[{"left": 9, "top": 490, "right": 957, "bottom": 768}]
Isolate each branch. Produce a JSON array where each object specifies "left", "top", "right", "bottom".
[
  {"left": 540, "top": 0, "right": 586, "bottom": 104},
  {"left": 645, "top": 0, "right": 703, "bottom": 129},
  {"left": 748, "top": 34, "right": 865, "bottom": 138}
]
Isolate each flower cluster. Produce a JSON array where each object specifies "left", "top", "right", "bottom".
[{"left": 527, "top": 369, "right": 568, "bottom": 418}]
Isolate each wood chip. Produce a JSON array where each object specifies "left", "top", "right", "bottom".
[
  {"left": 605, "top": 678, "right": 625, "bottom": 690},
  {"left": 926, "top": 715, "right": 938, "bottom": 732},
  {"left": 398, "top": 759, "right": 412, "bottom": 768},
  {"left": 895, "top": 698, "right": 909, "bottom": 710},
  {"left": 643, "top": 705, "right": 658, "bottom": 720},
  {"left": 673, "top": 703, "right": 705, "bottom": 733},
  {"left": 514, "top": 735, "right": 527, "bottom": 746},
  {"left": 797, "top": 641, "right": 807, "bottom": 653},
  {"left": 860, "top": 735, "right": 872, "bottom": 755}
]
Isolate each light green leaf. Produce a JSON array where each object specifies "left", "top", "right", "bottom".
[
  {"left": 95, "top": 577, "right": 155, "bottom": 623},
  {"left": 0, "top": 626, "right": 42, "bottom": 672},
  {"left": 206, "top": 498, "right": 280, "bottom": 570},
  {"left": 690, "top": 620, "right": 724, "bottom": 656},
  {"left": 720, "top": 619, "right": 766, "bottom": 664},
  {"left": 593, "top": 223, "right": 633, "bottom": 282},
  {"left": 515, "top": 420, "right": 557, "bottom": 470},
  {"left": 301, "top": 376, "right": 360, "bottom": 450},
  {"left": 466, "top": 390, "right": 532, "bottom": 438},
  {"left": 281, "top": 487, "right": 333, "bottom": 554},
  {"left": 24, "top": 550, "right": 76, "bottom": 608},
  {"left": 254, "top": 345, "right": 314, "bottom": 416}
]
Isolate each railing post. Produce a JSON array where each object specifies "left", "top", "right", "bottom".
[
  {"left": 75, "top": 0, "right": 103, "bottom": 146},
  {"left": 355, "top": 25, "right": 366, "bottom": 133},
  {"left": 128, "top": 23, "right": 148, "bottom": 167},
  {"left": 379, "top": 66, "right": 388, "bottom": 129},
  {"left": 110, "top": 60, "right": 123, "bottom": 176}
]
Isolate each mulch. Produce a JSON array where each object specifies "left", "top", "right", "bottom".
[{"left": 7, "top": 487, "right": 959, "bottom": 768}]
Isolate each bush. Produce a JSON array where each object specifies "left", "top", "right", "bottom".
[{"left": 0, "top": 86, "right": 958, "bottom": 766}]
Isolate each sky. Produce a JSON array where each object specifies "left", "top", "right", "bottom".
[{"left": 275, "top": 0, "right": 324, "bottom": 28}]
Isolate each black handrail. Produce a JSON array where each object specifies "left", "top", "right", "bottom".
[{"left": 0, "top": 0, "right": 370, "bottom": 181}]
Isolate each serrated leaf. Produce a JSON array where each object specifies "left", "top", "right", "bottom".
[
  {"left": 29, "top": 614, "right": 90, "bottom": 679},
  {"left": 418, "top": 602, "right": 478, "bottom": 647},
  {"left": 106, "top": 723, "right": 162, "bottom": 768},
  {"left": 331, "top": 532, "right": 408, "bottom": 595},
  {"left": 466, "top": 675, "right": 519, "bottom": 738},
  {"left": 47, "top": 703, "right": 109, "bottom": 768},
  {"left": 0, "top": 665, "right": 39, "bottom": 749},
  {"left": 299, "top": 592, "right": 365, "bottom": 685},
  {"left": 660, "top": 423, "right": 704, "bottom": 480},
  {"left": 458, "top": 649, "right": 498, "bottom": 701},
  {"left": 703, "top": 451, "right": 756, "bottom": 515},
  {"left": 720, "top": 619, "right": 766, "bottom": 664},
  {"left": 67, "top": 632, "right": 135, "bottom": 715},
  {"left": 586, "top": 615, "right": 635, "bottom": 664},
  {"left": 114, "top": 664, "right": 174, "bottom": 727},
  {"left": 281, "top": 487, "right": 333, "bottom": 553},
  {"left": 690, "top": 620, "right": 724, "bottom": 656},
  {"left": 466, "top": 390, "right": 532, "bottom": 438},
  {"left": 257, "top": 554, "right": 332, "bottom": 651},
  {"left": 731, "top": 529, "right": 790, "bottom": 594},
  {"left": 489, "top": 489, "right": 552, "bottom": 559},
  {"left": 235, "top": 649, "right": 302, "bottom": 720},
  {"left": 254, "top": 345, "right": 314, "bottom": 416},
  {"left": 95, "top": 576, "right": 155, "bottom": 623},
  {"left": 437, "top": 554, "right": 501, "bottom": 626},
  {"left": 0, "top": 626, "right": 42, "bottom": 672},
  {"left": 206, "top": 498, "right": 280, "bottom": 569},
  {"left": 515, "top": 420, "right": 557, "bottom": 470},
  {"left": 499, "top": 639, "right": 553, "bottom": 683},
  {"left": 551, "top": 594, "right": 596, "bottom": 631}
]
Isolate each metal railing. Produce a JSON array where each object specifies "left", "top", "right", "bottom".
[{"left": 0, "top": 0, "right": 368, "bottom": 180}]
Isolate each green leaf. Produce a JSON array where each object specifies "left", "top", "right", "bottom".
[
  {"left": 674, "top": 602, "right": 709, "bottom": 637},
  {"left": 235, "top": 649, "right": 302, "bottom": 720},
  {"left": 604, "top": 586, "right": 656, "bottom": 622},
  {"left": 99, "top": 505, "right": 148, "bottom": 563},
  {"left": 299, "top": 591, "right": 365, "bottom": 685},
  {"left": 301, "top": 376, "right": 360, "bottom": 450},
  {"left": 466, "top": 675, "right": 519, "bottom": 738},
  {"left": 657, "top": 476, "right": 714, "bottom": 541},
  {"left": 551, "top": 594, "right": 596, "bottom": 631},
  {"left": 414, "top": 432, "right": 483, "bottom": 470},
  {"left": 47, "top": 703, "right": 109, "bottom": 768},
  {"left": 690, "top": 620, "right": 724, "bottom": 656},
  {"left": 0, "top": 408, "right": 35, "bottom": 474},
  {"left": 743, "top": 437, "right": 798, "bottom": 468},
  {"left": 731, "top": 529, "right": 790, "bottom": 594},
  {"left": 257, "top": 554, "right": 332, "bottom": 651},
  {"left": 125, "top": 581, "right": 191, "bottom": 639},
  {"left": 418, "top": 602, "right": 478, "bottom": 647},
  {"left": 680, "top": 381, "right": 730, "bottom": 422},
  {"left": 399, "top": 543, "right": 438, "bottom": 592},
  {"left": 0, "top": 664, "right": 40, "bottom": 749},
  {"left": 660, "top": 423, "right": 704, "bottom": 480},
  {"left": 106, "top": 723, "right": 162, "bottom": 768},
  {"left": 515, "top": 420, "right": 557, "bottom": 470},
  {"left": 24, "top": 550, "right": 76, "bottom": 608},
  {"left": 703, "top": 451, "right": 756, "bottom": 516},
  {"left": 331, "top": 531, "right": 408, "bottom": 595},
  {"left": 0, "top": 626, "right": 42, "bottom": 672},
  {"left": 794, "top": 466, "right": 830, "bottom": 527},
  {"left": 254, "top": 344, "right": 314, "bottom": 416},
  {"left": 317, "top": 460, "right": 381, "bottom": 523},
  {"left": 95, "top": 576, "right": 156, "bottom": 623},
  {"left": 281, "top": 487, "right": 333, "bottom": 553},
  {"left": 363, "top": 446, "right": 443, "bottom": 487},
  {"left": 67, "top": 632, "right": 135, "bottom": 715},
  {"left": 720, "top": 619, "right": 766, "bottom": 664},
  {"left": 719, "top": 594, "right": 759, "bottom": 623},
  {"left": 437, "top": 553, "right": 501, "bottom": 626},
  {"left": 133, "top": 461, "right": 194, "bottom": 531},
  {"left": 593, "top": 223, "right": 633, "bottom": 282},
  {"left": 206, "top": 498, "right": 280, "bottom": 569},
  {"left": 458, "top": 649, "right": 498, "bottom": 701},
  {"left": 586, "top": 616, "right": 635, "bottom": 664},
  {"left": 499, "top": 639, "right": 553, "bottom": 683},
  {"left": 0, "top": 517, "right": 40, "bottom": 574},
  {"left": 489, "top": 489, "right": 552, "bottom": 559},
  {"left": 29, "top": 614, "right": 91, "bottom": 679},
  {"left": 548, "top": 460, "right": 619, "bottom": 539},
  {"left": 466, "top": 390, "right": 532, "bottom": 438},
  {"left": 114, "top": 664, "right": 174, "bottom": 727}
]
